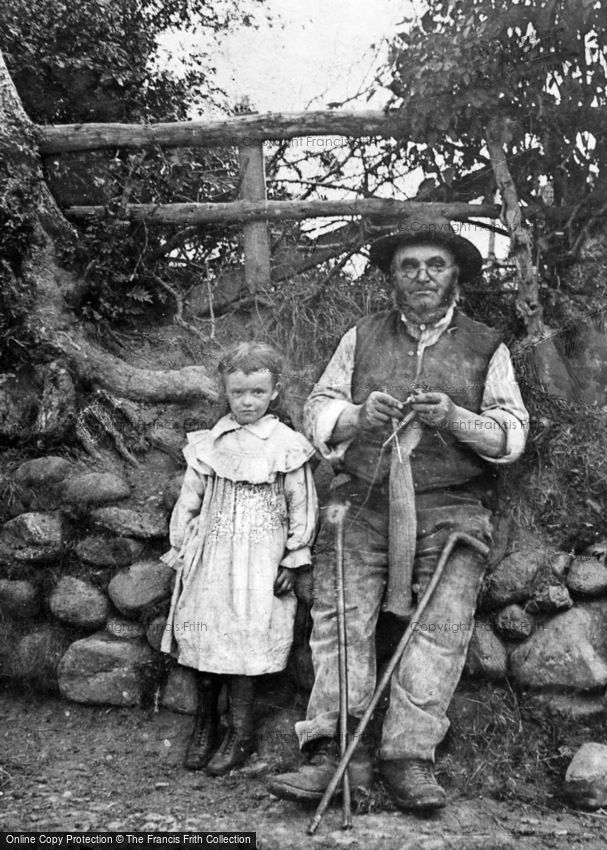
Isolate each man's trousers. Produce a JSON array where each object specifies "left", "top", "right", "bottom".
[{"left": 295, "top": 485, "right": 493, "bottom": 762}]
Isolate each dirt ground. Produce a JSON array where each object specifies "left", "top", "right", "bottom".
[{"left": 1, "top": 685, "right": 606, "bottom": 849}]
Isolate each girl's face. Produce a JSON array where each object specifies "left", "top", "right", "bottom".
[{"left": 224, "top": 369, "right": 278, "bottom": 426}]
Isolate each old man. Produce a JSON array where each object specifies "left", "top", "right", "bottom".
[{"left": 269, "top": 218, "right": 528, "bottom": 811}]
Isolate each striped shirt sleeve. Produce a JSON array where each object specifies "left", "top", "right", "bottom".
[
  {"left": 478, "top": 342, "right": 528, "bottom": 464},
  {"left": 302, "top": 327, "right": 357, "bottom": 462}
]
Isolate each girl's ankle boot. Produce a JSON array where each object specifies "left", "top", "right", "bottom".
[
  {"left": 206, "top": 676, "right": 255, "bottom": 775},
  {"left": 184, "top": 674, "right": 221, "bottom": 770}
]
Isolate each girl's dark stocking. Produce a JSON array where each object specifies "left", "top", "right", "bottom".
[
  {"left": 206, "top": 675, "right": 255, "bottom": 776},
  {"left": 184, "top": 673, "right": 222, "bottom": 770}
]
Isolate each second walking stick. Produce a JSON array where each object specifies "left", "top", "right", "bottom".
[{"left": 328, "top": 502, "right": 353, "bottom": 829}]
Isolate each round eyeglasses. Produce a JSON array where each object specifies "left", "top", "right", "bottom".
[{"left": 397, "top": 260, "right": 456, "bottom": 280}]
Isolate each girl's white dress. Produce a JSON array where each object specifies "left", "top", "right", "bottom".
[{"left": 161, "top": 414, "right": 318, "bottom": 675}]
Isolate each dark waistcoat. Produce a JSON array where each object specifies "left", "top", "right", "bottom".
[{"left": 341, "top": 309, "right": 503, "bottom": 492}]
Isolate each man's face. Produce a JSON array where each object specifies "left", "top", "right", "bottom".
[{"left": 391, "top": 242, "right": 459, "bottom": 322}]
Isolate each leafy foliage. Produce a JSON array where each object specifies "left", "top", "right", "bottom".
[
  {"left": 383, "top": 0, "right": 607, "bottom": 272},
  {"left": 0, "top": 0, "right": 265, "bottom": 332},
  {"left": 0, "top": 114, "right": 40, "bottom": 366},
  {"left": 1, "top": 0, "right": 261, "bottom": 122},
  {"left": 52, "top": 146, "right": 242, "bottom": 325},
  {"left": 272, "top": 1, "right": 607, "bottom": 290}
]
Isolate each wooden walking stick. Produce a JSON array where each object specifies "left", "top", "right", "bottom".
[
  {"left": 308, "top": 531, "right": 490, "bottom": 835},
  {"left": 326, "top": 501, "right": 353, "bottom": 829}
]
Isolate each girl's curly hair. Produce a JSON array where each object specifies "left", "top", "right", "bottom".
[{"left": 218, "top": 341, "right": 284, "bottom": 386}]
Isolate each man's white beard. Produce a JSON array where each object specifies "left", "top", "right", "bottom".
[{"left": 394, "top": 283, "right": 459, "bottom": 325}]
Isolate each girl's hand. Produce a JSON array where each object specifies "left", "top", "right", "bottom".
[{"left": 274, "top": 566, "right": 296, "bottom": 596}]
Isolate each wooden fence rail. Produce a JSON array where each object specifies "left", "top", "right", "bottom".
[
  {"left": 66, "top": 198, "right": 500, "bottom": 225},
  {"left": 37, "top": 109, "right": 506, "bottom": 293},
  {"left": 37, "top": 110, "right": 410, "bottom": 154}
]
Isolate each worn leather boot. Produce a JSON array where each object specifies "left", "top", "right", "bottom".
[
  {"left": 206, "top": 676, "right": 255, "bottom": 776},
  {"left": 268, "top": 729, "right": 373, "bottom": 802},
  {"left": 268, "top": 737, "right": 339, "bottom": 801},
  {"left": 183, "top": 674, "right": 221, "bottom": 770},
  {"left": 380, "top": 758, "right": 446, "bottom": 811}
]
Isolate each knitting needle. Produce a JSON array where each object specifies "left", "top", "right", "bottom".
[
  {"left": 382, "top": 409, "right": 416, "bottom": 450},
  {"left": 390, "top": 417, "right": 404, "bottom": 463}
]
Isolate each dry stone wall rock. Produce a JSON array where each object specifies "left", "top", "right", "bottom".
[
  {"left": 565, "top": 743, "right": 607, "bottom": 809},
  {"left": 0, "top": 579, "right": 40, "bottom": 618},
  {"left": 464, "top": 618, "right": 508, "bottom": 680},
  {"left": 551, "top": 552, "right": 573, "bottom": 580},
  {"left": 510, "top": 603, "right": 607, "bottom": 689},
  {"left": 62, "top": 473, "right": 130, "bottom": 506},
  {"left": 0, "top": 511, "right": 64, "bottom": 563},
  {"left": 76, "top": 535, "right": 144, "bottom": 567},
  {"left": 58, "top": 633, "right": 155, "bottom": 706},
  {"left": 90, "top": 507, "right": 169, "bottom": 539},
  {"left": 14, "top": 457, "right": 75, "bottom": 488},
  {"left": 0, "top": 449, "right": 177, "bottom": 702},
  {"left": 483, "top": 548, "right": 544, "bottom": 608},
  {"left": 14, "top": 623, "right": 72, "bottom": 690},
  {"left": 567, "top": 556, "right": 607, "bottom": 596},
  {"left": 14, "top": 456, "right": 76, "bottom": 511},
  {"left": 529, "top": 583, "right": 573, "bottom": 613},
  {"left": 494, "top": 604, "right": 533, "bottom": 641},
  {"left": 49, "top": 576, "right": 109, "bottom": 630},
  {"left": 108, "top": 560, "right": 173, "bottom": 617}
]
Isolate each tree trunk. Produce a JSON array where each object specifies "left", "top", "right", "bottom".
[{"left": 0, "top": 51, "right": 217, "bottom": 405}]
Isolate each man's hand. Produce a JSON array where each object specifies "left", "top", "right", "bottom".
[
  {"left": 274, "top": 566, "right": 297, "bottom": 596},
  {"left": 411, "top": 391, "right": 456, "bottom": 427},
  {"left": 359, "top": 391, "right": 405, "bottom": 430}
]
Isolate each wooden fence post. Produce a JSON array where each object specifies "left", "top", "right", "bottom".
[{"left": 238, "top": 141, "right": 270, "bottom": 294}]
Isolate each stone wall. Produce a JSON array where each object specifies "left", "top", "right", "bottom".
[
  {"left": 0, "top": 446, "right": 197, "bottom": 711},
  {"left": 1, "top": 450, "right": 607, "bottom": 722},
  {"left": 464, "top": 530, "right": 607, "bottom": 718}
]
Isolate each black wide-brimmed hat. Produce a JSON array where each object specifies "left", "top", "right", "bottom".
[{"left": 368, "top": 217, "right": 483, "bottom": 283}]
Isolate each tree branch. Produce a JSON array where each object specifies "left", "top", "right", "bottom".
[
  {"left": 148, "top": 273, "right": 209, "bottom": 343},
  {"left": 486, "top": 117, "right": 544, "bottom": 339}
]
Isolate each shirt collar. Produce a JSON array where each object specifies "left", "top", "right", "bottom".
[
  {"left": 400, "top": 302, "right": 456, "bottom": 341},
  {"left": 209, "top": 413, "right": 279, "bottom": 440}
]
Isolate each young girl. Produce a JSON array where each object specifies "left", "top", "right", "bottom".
[{"left": 161, "top": 342, "right": 318, "bottom": 775}]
